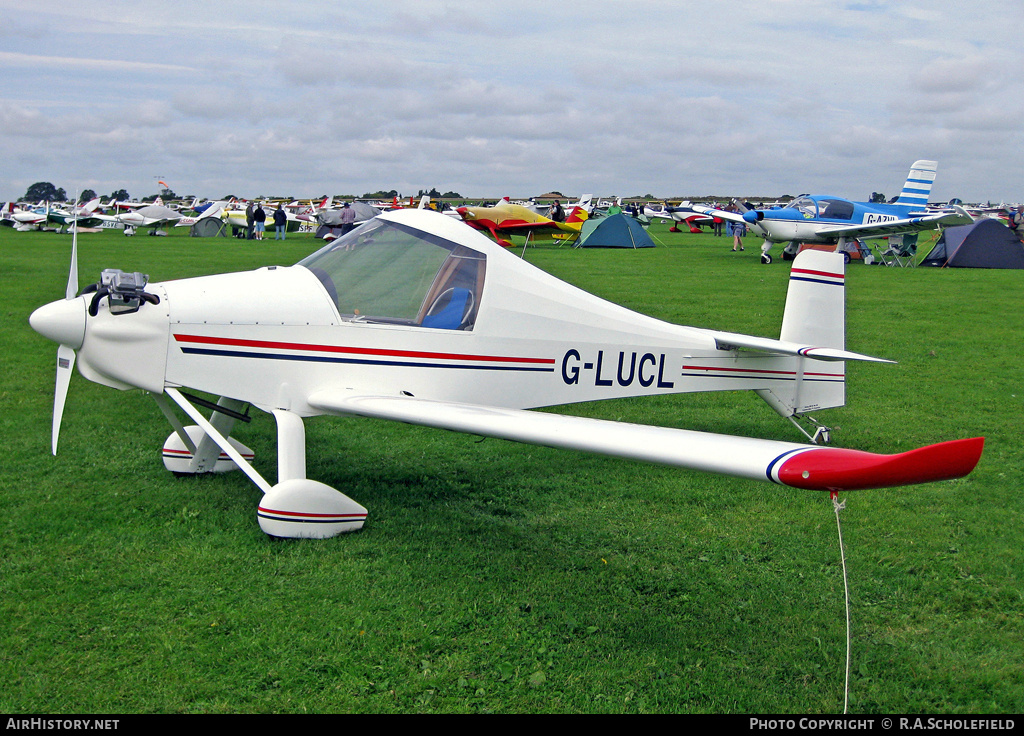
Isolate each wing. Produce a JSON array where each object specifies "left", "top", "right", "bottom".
[
  {"left": 306, "top": 392, "right": 982, "bottom": 492},
  {"left": 680, "top": 205, "right": 747, "bottom": 224},
  {"left": 493, "top": 220, "right": 567, "bottom": 233},
  {"left": 815, "top": 209, "right": 973, "bottom": 240}
]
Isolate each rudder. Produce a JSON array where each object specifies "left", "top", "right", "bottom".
[
  {"left": 894, "top": 160, "right": 937, "bottom": 208},
  {"left": 756, "top": 250, "right": 847, "bottom": 417}
]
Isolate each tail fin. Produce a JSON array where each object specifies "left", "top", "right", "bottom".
[
  {"left": 566, "top": 206, "right": 589, "bottom": 224},
  {"left": 756, "top": 250, "right": 847, "bottom": 417},
  {"left": 894, "top": 160, "right": 937, "bottom": 208}
]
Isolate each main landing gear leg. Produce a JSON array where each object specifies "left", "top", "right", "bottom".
[
  {"left": 787, "top": 414, "right": 832, "bottom": 445},
  {"left": 158, "top": 389, "right": 366, "bottom": 538},
  {"left": 256, "top": 410, "right": 367, "bottom": 539}
]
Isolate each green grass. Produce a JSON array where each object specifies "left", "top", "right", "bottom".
[{"left": 1, "top": 223, "right": 1022, "bottom": 713}]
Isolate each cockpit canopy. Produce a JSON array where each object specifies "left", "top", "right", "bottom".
[
  {"left": 786, "top": 196, "right": 818, "bottom": 218},
  {"left": 786, "top": 196, "right": 854, "bottom": 221},
  {"left": 298, "top": 218, "right": 486, "bottom": 330}
]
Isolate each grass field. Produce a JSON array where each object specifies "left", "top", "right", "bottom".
[{"left": 1, "top": 221, "right": 1021, "bottom": 714}]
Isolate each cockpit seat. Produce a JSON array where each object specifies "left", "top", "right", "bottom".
[{"left": 421, "top": 287, "right": 473, "bottom": 330}]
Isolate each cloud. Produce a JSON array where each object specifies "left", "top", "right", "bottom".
[
  {"left": 0, "top": 50, "right": 194, "bottom": 75},
  {"left": 0, "top": 0, "right": 1022, "bottom": 202}
]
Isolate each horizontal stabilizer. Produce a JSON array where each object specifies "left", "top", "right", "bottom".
[
  {"left": 706, "top": 329, "right": 893, "bottom": 363},
  {"left": 307, "top": 392, "right": 982, "bottom": 491}
]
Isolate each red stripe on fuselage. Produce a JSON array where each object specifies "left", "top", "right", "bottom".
[
  {"left": 173, "top": 333, "right": 555, "bottom": 365},
  {"left": 682, "top": 364, "right": 843, "bottom": 378}
]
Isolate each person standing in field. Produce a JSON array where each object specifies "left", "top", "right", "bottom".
[
  {"left": 253, "top": 202, "right": 266, "bottom": 241},
  {"left": 273, "top": 204, "right": 287, "bottom": 240}
]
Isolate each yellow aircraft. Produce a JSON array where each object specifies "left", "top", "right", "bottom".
[{"left": 456, "top": 198, "right": 589, "bottom": 246}]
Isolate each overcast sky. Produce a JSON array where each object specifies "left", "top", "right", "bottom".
[{"left": 2, "top": 0, "right": 1021, "bottom": 203}]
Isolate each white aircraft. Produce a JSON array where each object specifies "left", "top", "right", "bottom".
[
  {"left": 46, "top": 198, "right": 105, "bottom": 232},
  {"left": 2, "top": 202, "right": 48, "bottom": 230},
  {"left": 30, "top": 209, "right": 983, "bottom": 539},
  {"left": 101, "top": 205, "right": 183, "bottom": 234},
  {"left": 674, "top": 161, "right": 974, "bottom": 263},
  {"left": 174, "top": 201, "right": 230, "bottom": 229}
]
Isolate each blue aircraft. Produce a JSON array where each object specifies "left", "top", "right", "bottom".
[{"left": 679, "top": 161, "right": 973, "bottom": 263}]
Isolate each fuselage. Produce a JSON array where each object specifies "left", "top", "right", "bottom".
[
  {"left": 34, "top": 209, "right": 830, "bottom": 420},
  {"left": 745, "top": 196, "right": 921, "bottom": 243}
]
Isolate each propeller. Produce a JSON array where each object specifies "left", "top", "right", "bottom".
[
  {"left": 29, "top": 199, "right": 82, "bottom": 455},
  {"left": 52, "top": 344, "right": 76, "bottom": 454},
  {"left": 52, "top": 217, "right": 79, "bottom": 454}
]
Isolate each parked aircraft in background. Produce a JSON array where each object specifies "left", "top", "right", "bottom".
[
  {"left": 98, "top": 205, "right": 183, "bottom": 234},
  {"left": 175, "top": 201, "right": 230, "bottom": 230},
  {"left": 673, "top": 161, "right": 974, "bottom": 262},
  {"left": 45, "top": 199, "right": 105, "bottom": 232},
  {"left": 456, "top": 198, "right": 590, "bottom": 246},
  {"left": 30, "top": 209, "right": 983, "bottom": 539},
  {"left": 665, "top": 203, "right": 716, "bottom": 233},
  {"left": 216, "top": 201, "right": 304, "bottom": 235},
  {"left": 2, "top": 202, "right": 48, "bottom": 230}
]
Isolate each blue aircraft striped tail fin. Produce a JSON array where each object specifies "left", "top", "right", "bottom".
[{"left": 894, "top": 160, "right": 937, "bottom": 207}]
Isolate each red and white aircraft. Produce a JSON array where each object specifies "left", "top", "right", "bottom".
[
  {"left": 2, "top": 201, "right": 48, "bottom": 230},
  {"left": 30, "top": 209, "right": 983, "bottom": 538}
]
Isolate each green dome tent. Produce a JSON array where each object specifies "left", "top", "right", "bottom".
[{"left": 574, "top": 213, "right": 655, "bottom": 248}]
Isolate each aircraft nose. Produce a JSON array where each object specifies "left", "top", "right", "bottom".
[
  {"left": 456, "top": 207, "right": 471, "bottom": 219},
  {"left": 743, "top": 210, "right": 762, "bottom": 223},
  {"left": 30, "top": 297, "right": 86, "bottom": 349}
]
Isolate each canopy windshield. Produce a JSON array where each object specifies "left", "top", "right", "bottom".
[
  {"left": 787, "top": 196, "right": 817, "bottom": 218},
  {"left": 298, "top": 218, "right": 486, "bottom": 330}
]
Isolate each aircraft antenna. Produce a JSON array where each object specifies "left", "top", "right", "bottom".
[{"left": 830, "top": 490, "right": 852, "bottom": 714}]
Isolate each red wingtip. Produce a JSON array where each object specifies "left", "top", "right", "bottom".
[{"left": 778, "top": 437, "right": 985, "bottom": 491}]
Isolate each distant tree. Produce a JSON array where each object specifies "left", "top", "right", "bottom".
[
  {"left": 109, "top": 189, "right": 130, "bottom": 202},
  {"left": 23, "top": 182, "right": 66, "bottom": 202},
  {"left": 441, "top": 191, "right": 462, "bottom": 199},
  {"left": 79, "top": 189, "right": 97, "bottom": 203},
  {"left": 361, "top": 189, "right": 399, "bottom": 199},
  {"left": 869, "top": 191, "right": 886, "bottom": 203}
]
